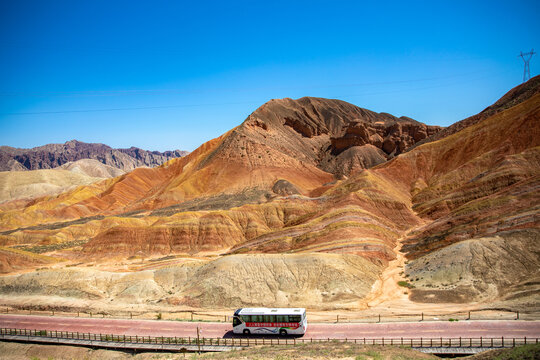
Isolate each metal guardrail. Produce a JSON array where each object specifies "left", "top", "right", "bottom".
[{"left": 0, "top": 327, "right": 538, "bottom": 352}]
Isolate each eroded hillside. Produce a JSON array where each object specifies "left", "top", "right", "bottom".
[
  {"left": 0, "top": 254, "right": 379, "bottom": 310},
  {"left": 0, "top": 77, "right": 538, "bottom": 313}
]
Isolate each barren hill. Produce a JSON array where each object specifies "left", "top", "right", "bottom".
[
  {"left": 0, "top": 159, "right": 126, "bottom": 203},
  {"left": 0, "top": 98, "right": 441, "bottom": 228},
  {"left": 0, "top": 140, "right": 188, "bottom": 172},
  {"left": 0, "top": 77, "right": 539, "bottom": 313},
  {"left": 0, "top": 168, "right": 100, "bottom": 203}
]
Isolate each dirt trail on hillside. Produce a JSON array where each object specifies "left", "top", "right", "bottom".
[
  {"left": 360, "top": 229, "right": 483, "bottom": 316},
  {"left": 362, "top": 236, "right": 409, "bottom": 309}
]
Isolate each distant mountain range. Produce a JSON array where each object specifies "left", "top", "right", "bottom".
[{"left": 0, "top": 140, "right": 188, "bottom": 172}]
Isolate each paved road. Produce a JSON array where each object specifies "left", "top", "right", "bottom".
[{"left": 1, "top": 315, "right": 539, "bottom": 340}]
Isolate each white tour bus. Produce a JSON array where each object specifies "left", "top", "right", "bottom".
[{"left": 232, "top": 308, "right": 307, "bottom": 336}]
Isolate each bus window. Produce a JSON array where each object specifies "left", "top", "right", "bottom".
[
  {"left": 241, "top": 315, "right": 251, "bottom": 322},
  {"left": 253, "top": 315, "right": 264, "bottom": 322},
  {"left": 269, "top": 315, "right": 276, "bottom": 322},
  {"left": 233, "top": 317, "right": 241, "bottom": 327},
  {"left": 276, "top": 315, "right": 288, "bottom": 322},
  {"left": 289, "top": 315, "right": 301, "bottom": 322}
]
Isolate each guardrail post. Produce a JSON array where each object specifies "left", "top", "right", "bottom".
[
  {"left": 524, "top": 337, "right": 527, "bottom": 345},
  {"left": 421, "top": 312, "right": 424, "bottom": 321},
  {"left": 502, "top": 336, "right": 504, "bottom": 348},
  {"left": 336, "top": 315, "right": 339, "bottom": 323},
  {"left": 516, "top": 311, "right": 519, "bottom": 320},
  {"left": 513, "top": 338, "right": 515, "bottom": 347},
  {"left": 480, "top": 337, "right": 482, "bottom": 347}
]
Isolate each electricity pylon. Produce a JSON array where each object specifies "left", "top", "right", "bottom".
[{"left": 519, "top": 49, "right": 536, "bottom": 82}]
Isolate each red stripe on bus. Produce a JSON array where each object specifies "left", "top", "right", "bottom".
[{"left": 245, "top": 322, "right": 300, "bottom": 329}]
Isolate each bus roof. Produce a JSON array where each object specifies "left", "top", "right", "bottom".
[{"left": 236, "top": 308, "right": 305, "bottom": 316}]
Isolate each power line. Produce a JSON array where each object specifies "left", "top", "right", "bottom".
[
  {"left": 0, "top": 101, "right": 260, "bottom": 116},
  {"left": 0, "top": 71, "right": 506, "bottom": 116},
  {"left": 0, "top": 72, "right": 478, "bottom": 98}
]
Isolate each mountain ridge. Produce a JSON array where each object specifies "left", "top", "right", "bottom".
[{"left": 0, "top": 140, "right": 189, "bottom": 172}]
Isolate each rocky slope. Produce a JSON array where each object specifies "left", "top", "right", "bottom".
[
  {"left": 0, "top": 140, "right": 188, "bottom": 172},
  {"left": 0, "top": 254, "right": 379, "bottom": 309},
  {"left": 0, "top": 98, "right": 440, "bottom": 229},
  {"left": 0, "top": 77, "right": 538, "bottom": 312},
  {"left": 368, "top": 79, "right": 540, "bottom": 305}
]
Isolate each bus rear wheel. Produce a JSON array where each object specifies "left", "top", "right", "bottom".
[
  {"left": 279, "top": 329, "right": 287, "bottom": 336},
  {"left": 243, "top": 329, "right": 250, "bottom": 335}
]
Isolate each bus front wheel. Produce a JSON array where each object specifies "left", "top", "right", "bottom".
[
  {"left": 279, "top": 329, "right": 287, "bottom": 336},
  {"left": 243, "top": 329, "right": 250, "bottom": 335}
]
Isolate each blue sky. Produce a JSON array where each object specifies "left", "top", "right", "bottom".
[{"left": 0, "top": 1, "right": 538, "bottom": 152}]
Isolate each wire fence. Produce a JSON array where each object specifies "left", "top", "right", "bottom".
[
  {"left": 2, "top": 307, "right": 538, "bottom": 323},
  {"left": 0, "top": 327, "right": 538, "bottom": 349}
]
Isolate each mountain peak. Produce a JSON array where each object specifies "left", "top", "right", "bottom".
[{"left": 214, "top": 96, "right": 444, "bottom": 180}]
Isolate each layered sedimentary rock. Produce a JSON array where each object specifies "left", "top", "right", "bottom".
[
  {"left": 376, "top": 83, "right": 540, "bottom": 304},
  {"left": 0, "top": 78, "right": 539, "bottom": 310},
  {"left": 0, "top": 247, "right": 57, "bottom": 273},
  {"left": 0, "top": 97, "right": 440, "bottom": 231}
]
